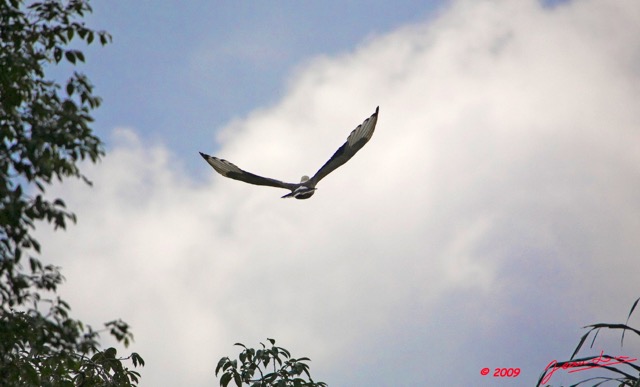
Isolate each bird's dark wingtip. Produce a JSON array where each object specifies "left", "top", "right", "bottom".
[
  {"left": 375, "top": 106, "right": 379, "bottom": 114},
  {"left": 199, "top": 151, "right": 209, "bottom": 160}
]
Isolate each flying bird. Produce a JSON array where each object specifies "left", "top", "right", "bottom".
[{"left": 200, "top": 106, "right": 379, "bottom": 199}]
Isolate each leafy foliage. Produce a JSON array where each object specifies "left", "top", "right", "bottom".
[
  {"left": 216, "top": 338, "right": 327, "bottom": 387},
  {"left": 0, "top": 0, "right": 143, "bottom": 384},
  {"left": 537, "top": 297, "right": 640, "bottom": 387}
]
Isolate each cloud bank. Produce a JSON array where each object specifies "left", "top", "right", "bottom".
[{"left": 37, "top": 0, "right": 640, "bottom": 385}]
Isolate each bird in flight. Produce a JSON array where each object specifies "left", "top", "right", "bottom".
[{"left": 200, "top": 106, "right": 379, "bottom": 199}]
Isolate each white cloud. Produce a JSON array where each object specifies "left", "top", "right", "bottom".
[{"left": 36, "top": 0, "right": 640, "bottom": 385}]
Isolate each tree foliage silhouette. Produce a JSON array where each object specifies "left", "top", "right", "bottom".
[
  {"left": 536, "top": 297, "right": 640, "bottom": 387},
  {"left": 1, "top": 0, "right": 143, "bottom": 385},
  {"left": 216, "top": 339, "right": 327, "bottom": 387}
]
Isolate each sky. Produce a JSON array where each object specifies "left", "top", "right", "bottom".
[{"left": 32, "top": 0, "right": 640, "bottom": 386}]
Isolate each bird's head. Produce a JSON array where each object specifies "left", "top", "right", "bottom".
[{"left": 300, "top": 175, "right": 310, "bottom": 183}]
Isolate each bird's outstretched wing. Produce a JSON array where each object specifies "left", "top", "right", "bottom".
[
  {"left": 308, "top": 106, "right": 379, "bottom": 186},
  {"left": 199, "top": 152, "right": 298, "bottom": 191}
]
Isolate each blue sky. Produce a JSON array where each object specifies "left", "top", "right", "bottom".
[
  {"left": 74, "top": 1, "right": 446, "bottom": 170},
  {"left": 35, "top": 0, "right": 640, "bottom": 386}
]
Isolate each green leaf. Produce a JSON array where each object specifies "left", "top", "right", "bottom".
[
  {"left": 54, "top": 46, "right": 63, "bottom": 62},
  {"left": 621, "top": 296, "right": 640, "bottom": 346},
  {"left": 32, "top": 239, "right": 41, "bottom": 253},
  {"left": 65, "top": 50, "right": 76, "bottom": 64},
  {"left": 215, "top": 357, "right": 228, "bottom": 375},
  {"left": 132, "top": 352, "right": 145, "bottom": 367},
  {"left": 105, "top": 347, "right": 117, "bottom": 358},
  {"left": 220, "top": 372, "right": 232, "bottom": 387},
  {"left": 23, "top": 363, "right": 39, "bottom": 383}
]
